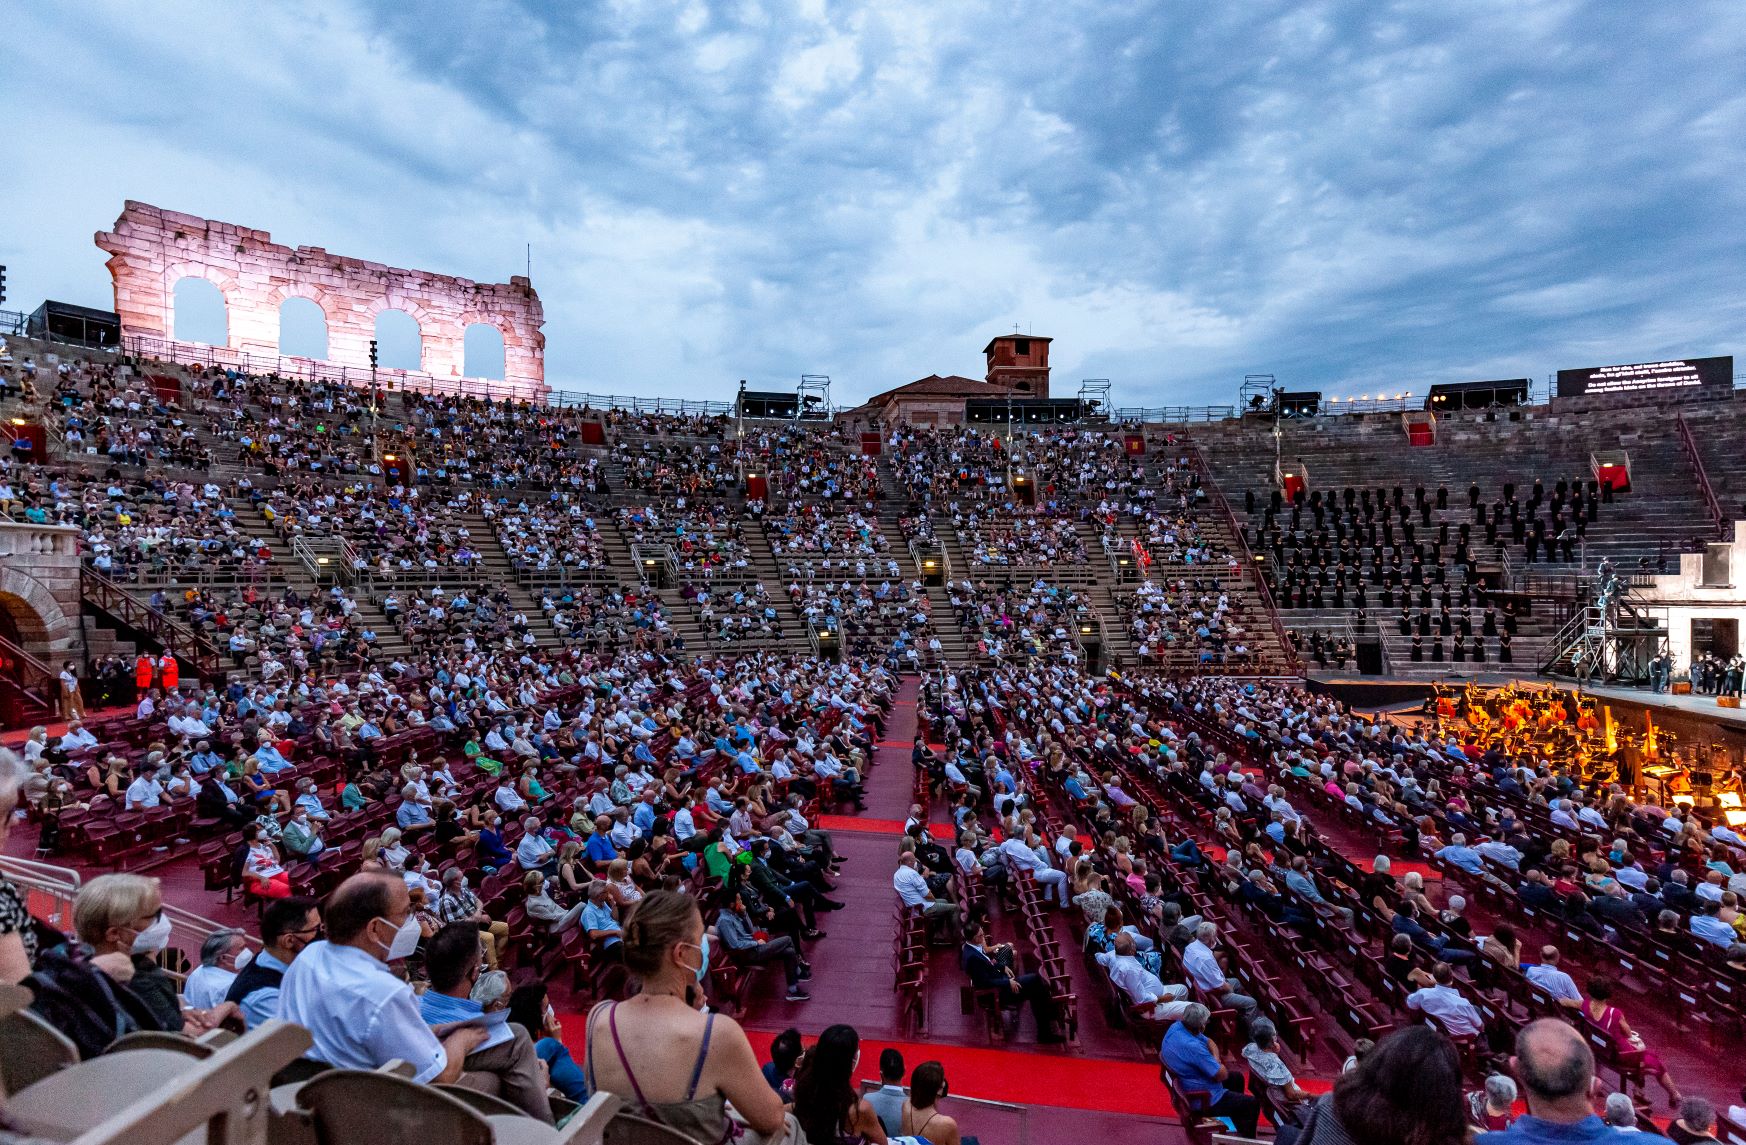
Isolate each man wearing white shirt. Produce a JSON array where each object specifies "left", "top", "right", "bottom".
[
  {"left": 125, "top": 764, "right": 164, "bottom": 809},
  {"left": 942, "top": 758, "right": 980, "bottom": 799},
  {"left": 998, "top": 835, "right": 1069, "bottom": 905},
  {"left": 1181, "top": 922, "right": 1258, "bottom": 1023},
  {"left": 493, "top": 775, "right": 528, "bottom": 815},
  {"left": 1406, "top": 962, "right": 1484, "bottom": 1036},
  {"left": 894, "top": 854, "right": 958, "bottom": 938},
  {"left": 279, "top": 873, "right": 486, "bottom": 1081},
  {"left": 515, "top": 818, "right": 557, "bottom": 874},
  {"left": 673, "top": 799, "right": 698, "bottom": 846},
  {"left": 183, "top": 928, "right": 248, "bottom": 1010},
  {"left": 1096, "top": 932, "right": 1190, "bottom": 1020},
  {"left": 59, "top": 721, "right": 99, "bottom": 753}
]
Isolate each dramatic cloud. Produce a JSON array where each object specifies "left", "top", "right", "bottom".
[{"left": 2, "top": 0, "right": 1743, "bottom": 408}]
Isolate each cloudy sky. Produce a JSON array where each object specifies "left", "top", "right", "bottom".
[{"left": 3, "top": 0, "right": 1744, "bottom": 407}]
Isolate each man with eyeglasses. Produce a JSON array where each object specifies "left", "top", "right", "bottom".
[{"left": 225, "top": 895, "right": 321, "bottom": 1029}]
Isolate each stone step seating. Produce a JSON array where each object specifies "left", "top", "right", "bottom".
[
  {"left": 1680, "top": 400, "right": 1746, "bottom": 518},
  {"left": 1214, "top": 433, "right": 1702, "bottom": 586}
]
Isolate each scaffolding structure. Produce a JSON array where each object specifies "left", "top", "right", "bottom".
[{"left": 797, "top": 374, "right": 832, "bottom": 421}]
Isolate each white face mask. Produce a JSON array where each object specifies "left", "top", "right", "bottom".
[
  {"left": 373, "top": 914, "right": 422, "bottom": 962},
  {"left": 234, "top": 947, "right": 254, "bottom": 970},
  {"left": 132, "top": 914, "right": 173, "bottom": 954}
]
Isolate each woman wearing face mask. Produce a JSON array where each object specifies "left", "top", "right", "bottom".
[
  {"left": 243, "top": 824, "right": 293, "bottom": 898},
  {"left": 478, "top": 811, "right": 513, "bottom": 871},
  {"left": 506, "top": 981, "right": 591, "bottom": 1104},
  {"left": 792, "top": 1024, "right": 888, "bottom": 1144},
  {"left": 73, "top": 872, "right": 234, "bottom": 1034},
  {"left": 377, "top": 827, "right": 411, "bottom": 872},
  {"left": 583, "top": 891, "right": 793, "bottom": 1144}
]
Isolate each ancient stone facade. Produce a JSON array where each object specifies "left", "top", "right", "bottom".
[
  {"left": 0, "top": 523, "right": 84, "bottom": 662},
  {"left": 95, "top": 201, "right": 547, "bottom": 401}
]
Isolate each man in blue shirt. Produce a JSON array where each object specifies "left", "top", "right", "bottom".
[
  {"left": 1436, "top": 832, "right": 1485, "bottom": 875},
  {"left": 190, "top": 741, "right": 226, "bottom": 775},
  {"left": 631, "top": 789, "right": 658, "bottom": 837},
  {"left": 396, "top": 787, "right": 434, "bottom": 836},
  {"left": 583, "top": 815, "right": 619, "bottom": 870},
  {"left": 253, "top": 737, "right": 293, "bottom": 774},
  {"left": 417, "top": 923, "right": 552, "bottom": 1121},
  {"left": 1478, "top": 1020, "right": 1631, "bottom": 1143},
  {"left": 226, "top": 896, "right": 321, "bottom": 1029},
  {"left": 579, "top": 882, "right": 623, "bottom": 955},
  {"left": 1160, "top": 1004, "right": 1259, "bottom": 1138}
]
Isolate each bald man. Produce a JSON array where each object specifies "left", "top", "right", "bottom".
[{"left": 1477, "top": 1019, "right": 1609, "bottom": 1143}]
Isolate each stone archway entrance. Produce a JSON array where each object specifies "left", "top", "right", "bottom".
[{"left": 0, "top": 589, "right": 60, "bottom": 730}]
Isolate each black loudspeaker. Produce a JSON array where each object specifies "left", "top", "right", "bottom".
[{"left": 1357, "top": 638, "right": 1384, "bottom": 676}]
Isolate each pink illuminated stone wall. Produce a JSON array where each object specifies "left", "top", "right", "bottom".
[{"left": 95, "top": 201, "right": 547, "bottom": 401}]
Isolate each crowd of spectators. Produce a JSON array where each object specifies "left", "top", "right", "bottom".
[
  {"left": 741, "top": 424, "right": 878, "bottom": 501},
  {"left": 679, "top": 581, "right": 786, "bottom": 644},
  {"left": 0, "top": 644, "right": 907, "bottom": 1141},
  {"left": 954, "top": 509, "right": 1087, "bottom": 566},
  {"left": 257, "top": 481, "right": 486, "bottom": 575},
  {"left": 765, "top": 504, "right": 888, "bottom": 561},
  {"left": 612, "top": 437, "right": 737, "bottom": 496},
  {"left": 945, "top": 578, "right": 1089, "bottom": 664},
  {"left": 540, "top": 586, "right": 681, "bottom": 653},
  {"left": 0, "top": 461, "right": 268, "bottom": 582},
  {"left": 790, "top": 578, "right": 934, "bottom": 666},
  {"left": 1122, "top": 576, "right": 1255, "bottom": 666},
  {"left": 400, "top": 393, "right": 611, "bottom": 491},
  {"left": 485, "top": 495, "right": 609, "bottom": 576},
  {"left": 618, "top": 504, "right": 750, "bottom": 573}
]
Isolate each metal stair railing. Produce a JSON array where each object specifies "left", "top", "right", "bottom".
[
  {"left": 80, "top": 566, "right": 225, "bottom": 680},
  {"left": 0, "top": 631, "right": 59, "bottom": 714},
  {"left": 1538, "top": 605, "right": 1595, "bottom": 675},
  {"left": 1677, "top": 412, "right": 1726, "bottom": 541},
  {"left": 1188, "top": 440, "right": 1303, "bottom": 674}
]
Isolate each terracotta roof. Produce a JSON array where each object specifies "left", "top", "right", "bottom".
[{"left": 863, "top": 374, "right": 1017, "bottom": 407}]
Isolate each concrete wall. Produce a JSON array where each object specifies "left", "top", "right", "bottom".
[{"left": 1645, "top": 519, "right": 1746, "bottom": 670}]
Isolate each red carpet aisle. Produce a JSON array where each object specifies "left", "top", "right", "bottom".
[
  {"left": 547, "top": 1025, "right": 1179, "bottom": 1118},
  {"left": 724, "top": 679, "right": 923, "bottom": 1032}
]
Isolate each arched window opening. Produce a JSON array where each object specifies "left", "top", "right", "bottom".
[
  {"left": 172, "top": 278, "right": 227, "bottom": 346},
  {"left": 373, "top": 309, "right": 422, "bottom": 371},
  {"left": 279, "top": 297, "right": 329, "bottom": 360},
  {"left": 463, "top": 323, "right": 506, "bottom": 380}
]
